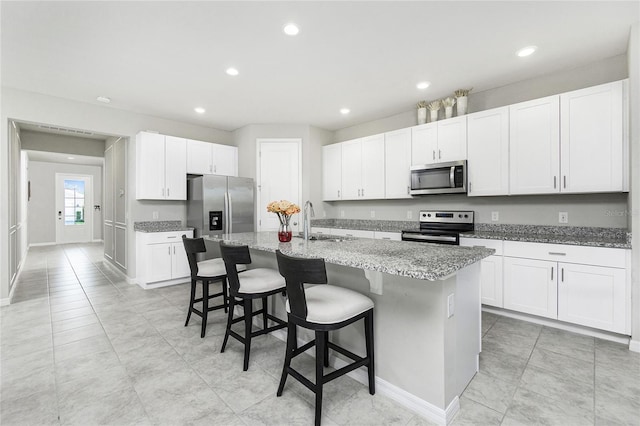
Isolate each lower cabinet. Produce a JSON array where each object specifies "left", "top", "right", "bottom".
[
  {"left": 136, "top": 230, "right": 193, "bottom": 288},
  {"left": 479, "top": 255, "right": 503, "bottom": 308},
  {"left": 503, "top": 257, "right": 557, "bottom": 319}
]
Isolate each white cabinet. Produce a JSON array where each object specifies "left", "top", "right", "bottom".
[
  {"left": 136, "top": 230, "right": 193, "bottom": 288},
  {"left": 560, "top": 81, "right": 625, "bottom": 193},
  {"left": 384, "top": 128, "right": 412, "bottom": 199},
  {"left": 460, "top": 238, "right": 504, "bottom": 308},
  {"left": 187, "top": 139, "right": 238, "bottom": 176},
  {"left": 557, "top": 263, "right": 627, "bottom": 333},
  {"left": 374, "top": 231, "right": 402, "bottom": 241},
  {"left": 411, "top": 117, "right": 467, "bottom": 165},
  {"left": 467, "top": 107, "right": 509, "bottom": 196},
  {"left": 504, "top": 257, "right": 558, "bottom": 319},
  {"left": 341, "top": 135, "right": 385, "bottom": 200},
  {"left": 311, "top": 227, "right": 377, "bottom": 239},
  {"left": 136, "top": 132, "right": 187, "bottom": 200},
  {"left": 322, "top": 144, "right": 342, "bottom": 201},
  {"left": 509, "top": 95, "right": 560, "bottom": 195}
]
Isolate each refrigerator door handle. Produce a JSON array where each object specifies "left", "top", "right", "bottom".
[
  {"left": 223, "top": 192, "right": 229, "bottom": 234},
  {"left": 228, "top": 193, "right": 233, "bottom": 234}
]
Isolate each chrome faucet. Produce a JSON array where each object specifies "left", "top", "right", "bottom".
[{"left": 303, "top": 201, "right": 315, "bottom": 240}]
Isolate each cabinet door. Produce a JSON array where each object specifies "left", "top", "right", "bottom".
[
  {"left": 212, "top": 144, "right": 238, "bottom": 176},
  {"left": 171, "top": 242, "right": 192, "bottom": 279},
  {"left": 560, "top": 81, "right": 624, "bottom": 193},
  {"left": 509, "top": 96, "right": 560, "bottom": 194},
  {"left": 503, "top": 257, "right": 557, "bottom": 319},
  {"left": 341, "top": 139, "right": 362, "bottom": 200},
  {"left": 186, "top": 139, "right": 213, "bottom": 175},
  {"left": 411, "top": 123, "right": 438, "bottom": 165},
  {"left": 136, "top": 132, "right": 166, "bottom": 200},
  {"left": 361, "top": 134, "right": 385, "bottom": 199},
  {"left": 322, "top": 144, "right": 342, "bottom": 201},
  {"left": 467, "top": 107, "right": 509, "bottom": 196},
  {"left": 385, "top": 128, "right": 412, "bottom": 199},
  {"left": 146, "top": 243, "right": 173, "bottom": 283},
  {"left": 164, "top": 136, "right": 187, "bottom": 200},
  {"left": 480, "top": 256, "right": 503, "bottom": 308},
  {"left": 437, "top": 116, "right": 467, "bottom": 162},
  {"left": 558, "top": 263, "right": 627, "bottom": 333}
]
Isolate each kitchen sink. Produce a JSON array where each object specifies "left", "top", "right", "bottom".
[{"left": 294, "top": 233, "right": 350, "bottom": 242}]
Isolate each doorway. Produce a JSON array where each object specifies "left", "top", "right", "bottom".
[
  {"left": 256, "top": 138, "right": 302, "bottom": 231},
  {"left": 55, "top": 173, "right": 93, "bottom": 243}
]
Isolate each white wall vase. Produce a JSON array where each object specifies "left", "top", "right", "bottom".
[
  {"left": 417, "top": 107, "right": 427, "bottom": 124},
  {"left": 429, "top": 110, "right": 438, "bottom": 122},
  {"left": 445, "top": 106, "right": 453, "bottom": 119},
  {"left": 457, "top": 96, "right": 468, "bottom": 115}
]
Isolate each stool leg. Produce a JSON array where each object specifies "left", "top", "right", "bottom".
[
  {"left": 315, "top": 330, "right": 325, "bottom": 426},
  {"left": 221, "top": 295, "right": 235, "bottom": 353},
  {"left": 277, "top": 320, "right": 296, "bottom": 396},
  {"left": 365, "top": 310, "right": 375, "bottom": 395},
  {"left": 262, "top": 296, "right": 268, "bottom": 331},
  {"left": 201, "top": 280, "right": 209, "bottom": 338},
  {"left": 243, "top": 298, "right": 253, "bottom": 371},
  {"left": 185, "top": 279, "right": 196, "bottom": 327},
  {"left": 323, "top": 331, "right": 329, "bottom": 367},
  {"left": 222, "top": 277, "right": 228, "bottom": 313}
]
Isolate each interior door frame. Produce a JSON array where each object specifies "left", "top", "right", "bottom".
[
  {"left": 256, "top": 138, "right": 302, "bottom": 232},
  {"left": 55, "top": 173, "right": 94, "bottom": 244}
]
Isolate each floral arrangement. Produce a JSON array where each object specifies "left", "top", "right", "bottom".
[
  {"left": 441, "top": 97, "right": 456, "bottom": 108},
  {"left": 454, "top": 88, "right": 473, "bottom": 98},
  {"left": 267, "top": 200, "right": 300, "bottom": 225},
  {"left": 427, "top": 100, "right": 442, "bottom": 111}
]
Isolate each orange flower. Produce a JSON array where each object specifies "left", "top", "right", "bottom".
[{"left": 266, "top": 200, "right": 300, "bottom": 216}]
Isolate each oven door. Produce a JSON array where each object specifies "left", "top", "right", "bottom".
[{"left": 401, "top": 230, "right": 460, "bottom": 245}]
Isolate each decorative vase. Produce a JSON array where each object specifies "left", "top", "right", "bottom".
[
  {"left": 456, "top": 96, "right": 468, "bottom": 115},
  {"left": 445, "top": 106, "right": 453, "bottom": 119},
  {"left": 278, "top": 216, "right": 292, "bottom": 242},
  {"left": 417, "top": 107, "right": 427, "bottom": 125},
  {"left": 429, "top": 110, "right": 438, "bottom": 122}
]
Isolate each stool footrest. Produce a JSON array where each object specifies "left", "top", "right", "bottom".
[
  {"left": 292, "top": 340, "right": 316, "bottom": 357},
  {"left": 324, "top": 358, "right": 368, "bottom": 384},
  {"left": 251, "top": 321, "right": 286, "bottom": 337},
  {"left": 328, "top": 341, "right": 361, "bottom": 362},
  {"left": 288, "top": 368, "right": 315, "bottom": 393}
]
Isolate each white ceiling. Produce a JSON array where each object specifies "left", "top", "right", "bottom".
[{"left": 2, "top": 1, "right": 638, "bottom": 132}]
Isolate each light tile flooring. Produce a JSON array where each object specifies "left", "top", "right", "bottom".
[{"left": 1, "top": 243, "right": 639, "bottom": 425}]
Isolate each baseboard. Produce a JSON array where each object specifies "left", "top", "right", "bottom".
[
  {"left": 482, "top": 306, "right": 631, "bottom": 345},
  {"left": 3, "top": 252, "right": 27, "bottom": 306},
  {"left": 136, "top": 277, "right": 189, "bottom": 289},
  {"left": 28, "top": 242, "right": 56, "bottom": 247},
  {"left": 101, "top": 259, "right": 136, "bottom": 285},
  {"left": 91, "top": 239, "right": 104, "bottom": 243},
  {"left": 629, "top": 340, "right": 640, "bottom": 353}
]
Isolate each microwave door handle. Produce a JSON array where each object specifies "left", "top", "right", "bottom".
[{"left": 450, "top": 166, "right": 456, "bottom": 188}]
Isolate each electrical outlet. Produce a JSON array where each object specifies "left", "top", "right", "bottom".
[
  {"left": 340, "top": 210, "right": 345, "bottom": 218},
  {"left": 370, "top": 210, "right": 375, "bottom": 218},
  {"left": 559, "top": 212, "right": 568, "bottom": 223},
  {"left": 407, "top": 210, "right": 413, "bottom": 220},
  {"left": 491, "top": 211, "right": 499, "bottom": 222},
  {"left": 447, "top": 294, "right": 455, "bottom": 318},
  {"left": 152, "top": 211, "right": 159, "bottom": 219}
]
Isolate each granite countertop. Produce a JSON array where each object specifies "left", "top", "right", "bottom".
[
  {"left": 311, "top": 219, "right": 416, "bottom": 233},
  {"left": 206, "top": 231, "right": 494, "bottom": 281},
  {"left": 134, "top": 220, "right": 194, "bottom": 233}
]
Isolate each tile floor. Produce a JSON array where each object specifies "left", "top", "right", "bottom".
[{"left": 1, "top": 243, "right": 639, "bottom": 425}]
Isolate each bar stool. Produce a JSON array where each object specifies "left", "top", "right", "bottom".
[
  {"left": 275, "top": 250, "right": 375, "bottom": 426},
  {"left": 219, "top": 242, "right": 288, "bottom": 371},
  {"left": 182, "top": 235, "right": 246, "bottom": 338}
]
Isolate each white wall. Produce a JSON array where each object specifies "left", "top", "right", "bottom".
[
  {"left": 21, "top": 130, "right": 106, "bottom": 157},
  {"left": 27, "top": 161, "right": 103, "bottom": 244}
]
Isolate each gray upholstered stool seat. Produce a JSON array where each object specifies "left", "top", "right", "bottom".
[
  {"left": 197, "top": 258, "right": 246, "bottom": 277},
  {"left": 286, "top": 285, "right": 374, "bottom": 324},
  {"left": 237, "top": 268, "right": 285, "bottom": 294}
]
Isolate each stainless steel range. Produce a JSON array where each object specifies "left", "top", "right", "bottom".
[{"left": 401, "top": 210, "right": 474, "bottom": 245}]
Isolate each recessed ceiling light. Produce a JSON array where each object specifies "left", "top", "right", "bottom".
[
  {"left": 516, "top": 46, "right": 537, "bottom": 57},
  {"left": 96, "top": 96, "right": 111, "bottom": 103},
  {"left": 340, "top": 108, "right": 350, "bottom": 115},
  {"left": 67, "top": 157, "right": 75, "bottom": 160},
  {"left": 416, "top": 81, "right": 431, "bottom": 90},
  {"left": 283, "top": 23, "right": 300, "bottom": 36},
  {"left": 194, "top": 107, "right": 206, "bottom": 114},
  {"left": 226, "top": 67, "right": 239, "bottom": 76}
]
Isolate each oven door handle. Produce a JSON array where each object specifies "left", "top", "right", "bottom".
[
  {"left": 450, "top": 166, "right": 455, "bottom": 188},
  {"left": 402, "top": 233, "right": 458, "bottom": 243}
]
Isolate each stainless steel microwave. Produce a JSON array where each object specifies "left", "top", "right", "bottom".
[{"left": 410, "top": 160, "right": 467, "bottom": 195}]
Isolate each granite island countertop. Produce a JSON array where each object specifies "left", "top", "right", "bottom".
[
  {"left": 134, "top": 220, "right": 194, "bottom": 233},
  {"left": 206, "top": 231, "right": 494, "bottom": 281}
]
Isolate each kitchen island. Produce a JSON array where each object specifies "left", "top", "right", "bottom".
[{"left": 205, "top": 232, "right": 494, "bottom": 425}]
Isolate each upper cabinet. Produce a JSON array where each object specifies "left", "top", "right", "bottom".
[
  {"left": 467, "top": 107, "right": 509, "bottom": 196},
  {"left": 136, "top": 132, "right": 187, "bottom": 200},
  {"left": 384, "top": 128, "right": 412, "bottom": 199},
  {"left": 322, "top": 144, "right": 342, "bottom": 201},
  {"left": 341, "top": 135, "right": 385, "bottom": 200},
  {"left": 509, "top": 95, "right": 560, "bottom": 195},
  {"left": 186, "top": 139, "right": 238, "bottom": 177},
  {"left": 411, "top": 116, "right": 466, "bottom": 165},
  {"left": 560, "top": 81, "right": 626, "bottom": 193}
]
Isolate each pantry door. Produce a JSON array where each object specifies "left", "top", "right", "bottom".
[
  {"left": 256, "top": 139, "right": 301, "bottom": 232},
  {"left": 55, "top": 174, "right": 93, "bottom": 244}
]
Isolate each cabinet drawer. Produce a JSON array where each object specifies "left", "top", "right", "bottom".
[
  {"left": 459, "top": 237, "right": 503, "bottom": 255},
  {"left": 503, "top": 241, "right": 626, "bottom": 268},
  {"left": 139, "top": 230, "right": 193, "bottom": 244},
  {"left": 311, "top": 227, "right": 336, "bottom": 235},
  {"left": 374, "top": 231, "right": 402, "bottom": 241},
  {"left": 336, "top": 229, "right": 375, "bottom": 239}
]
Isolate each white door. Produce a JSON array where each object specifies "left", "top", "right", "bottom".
[
  {"left": 171, "top": 242, "right": 191, "bottom": 279},
  {"left": 360, "top": 134, "right": 385, "bottom": 199},
  {"left": 186, "top": 139, "right": 213, "bottom": 174},
  {"left": 340, "top": 139, "right": 362, "bottom": 200},
  {"left": 164, "top": 136, "right": 187, "bottom": 200},
  {"left": 146, "top": 243, "right": 172, "bottom": 283},
  {"left": 56, "top": 174, "right": 93, "bottom": 244},
  {"left": 437, "top": 116, "right": 467, "bottom": 162},
  {"left": 411, "top": 123, "right": 438, "bottom": 165},
  {"left": 480, "top": 256, "right": 504, "bottom": 308},
  {"left": 503, "top": 257, "right": 558, "bottom": 319},
  {"left": 257, "top": 139, "right": 301, "bottom": 231},
  {"left": 212, "top": 144, "right": 238, "bottom": 176},
  {"left": 384, "top": 128, "right": 412, "bottom": 199},
  {"left": 322, "top": 144, "right": 342, "bottom": 201}
]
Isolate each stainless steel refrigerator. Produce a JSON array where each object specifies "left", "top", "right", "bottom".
[{"left": 187, "top": 175, "right": 255, "bottom": 238}]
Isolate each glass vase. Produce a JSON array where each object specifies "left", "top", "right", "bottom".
[{"left": 278, "top": 217, "right": 292, "bottom": 242}]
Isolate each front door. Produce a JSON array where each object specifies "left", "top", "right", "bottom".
[
  {"left": 257, "top": 139, "right": 301, "bottom": 232},
  {"left": 56, "top": 174, "right": 93, "bottom": 243}
]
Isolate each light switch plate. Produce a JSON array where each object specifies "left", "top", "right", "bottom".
[
  {"left": 559, "top": 212, "right": 568, "bottom": 223},
  {"left": 491, "top": 211, "right": 499, "bottom": 222}
]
